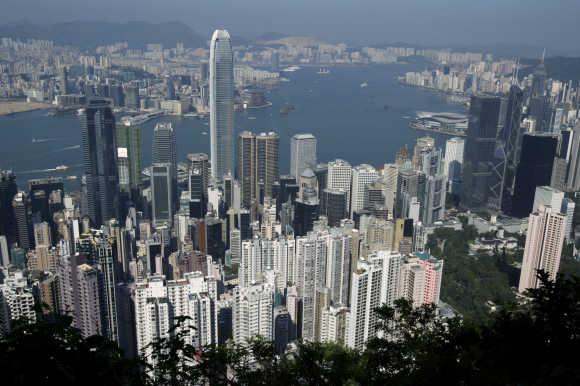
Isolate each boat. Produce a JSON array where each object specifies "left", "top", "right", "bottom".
[
  {"left": 317, "top": 67, "right": 331, "bottom": 75},
  {"left": 360, "top": 81, "right": 368, "bottom": 88},
  {"left": 66, "top": 175, "right": 78, "bottom": 181},
  {"left": 55, "top": 165, "right": 68, "bottom": 171},
  {"left": 280, "top": 104, "right": 296, "bottom": 116},
  {"left": 183, "top": 113, "right": 198, "bottom": 118},
  {"left": 281, "top": 65, "right": 301, "bottom": 73},
  {"left": 201, "top": 131, "right": 208, "bottom": 135}
]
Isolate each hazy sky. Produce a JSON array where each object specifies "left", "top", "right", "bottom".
[{"left": 3, "top": 0, "right": 580, "bottom": 54}]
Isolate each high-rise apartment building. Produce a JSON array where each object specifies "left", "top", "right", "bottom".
[
  {"left": 233, "top": 282, "right": 274, "bottom": 344},
  {"left": 518, "top": 205, "right": 566, "bottom": 293},
  {"left": 399, "top": 251, "right": 443, "bottom": 307},
  {"left": 210, "top": 30, "right": 234, "bottom": 180}
]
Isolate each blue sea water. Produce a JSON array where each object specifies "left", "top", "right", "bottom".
[{"left": 0, "top": 63, "right": 463, "bottom": 190}]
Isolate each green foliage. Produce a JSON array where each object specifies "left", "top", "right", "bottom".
[
  {"left": 2, "top": 272, "right": 580, "bottom": 385},
  {"left": 0, "top": 315, "right": 144, "bottom": 385},
  {"left": 427, "top": 226, "right": 517, "bottom": 320}
]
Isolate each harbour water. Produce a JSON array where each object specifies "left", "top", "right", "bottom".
[{"left": 0, "top": 63, "right": 464, "bottom": 189}]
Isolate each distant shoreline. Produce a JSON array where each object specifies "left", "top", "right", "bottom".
[{"left": 0, "top": 101, "right": 52, "bottom": 117}]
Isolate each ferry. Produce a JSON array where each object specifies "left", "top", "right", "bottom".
[
  {"left": 281, "top": 65, "right": 301, "bottom": 73},
  {"left": 317, "top": 67, "right": 331, "bottom": 75},
  {"left": 55, "top": 165, "right": 68, "bottom": 171}
]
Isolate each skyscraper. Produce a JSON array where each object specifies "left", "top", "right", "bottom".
[
  {"left": 12, "top": 192, "right": 33, "bottom": 251},
  {"left": 237, "top": 131, "right": 280, "bottom": 208},
  {"left": 461, "top": 96, "right": 504, "bottom": 209},
  {"left": 256, "top": 132, "right": 280, "bottom": 200},
  {"left": 518, "top": 205, "right": 566, "bottom": 293},
  {"left": 500, "top": 85, "right": 524, "bottom": 212},
  {"left": 0, "top": 170, "right": 18, "bottom": 245},
  {"left": 290, "top": 134, "right": 317, "bottom": 178},
  {"left": 350, "top": 164, "right": 379, "bottom": 218},
  {"left": 152, "top": 122, "right": 177, "bottom": 211},
  {"left": 210, "top": 29, "right": 234, "bottom": 180},
  {"left": 511, "top": 134, "right": 558, "bottom": 218},
  {"left": 80, "top": 97, "right": 119, "bottom": 227},
  {"left": 151, "top": 163, "right": 173, "bottom": 228},
  {"left": 443, "top": 137, "right": 464, "bottom": 194},
  {"left": 566, "top": 123, "right": 580, "bottom": 191},
  {"left": 116, "top": 124, "right": 142, "bottom": 201},
  {"left": 327, "top": 159, "right": 352, "bottom": 213}
]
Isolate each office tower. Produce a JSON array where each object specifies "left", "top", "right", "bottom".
[
  {"left": 327, "top": 159, "right": 352, "bottom": 213},
  {"left": 561, "top": 198, "right": 576, "bottom": 241},
  {"left": 0, "top": 170, "right": 18, "bottom": 245},
  {"left": 321, "top": 188, "right": 347, "bottom": 227},
  {"left": 80, "top": 98, "right": 119, "bottom": 227},
  {"left": 399, "top": 251, "right": 444, "bottom": 307},
  {"left": 116, "top": 124, "right": 142, "bottom": 200},
  {"left": 511, "top": 134, "right": 558, "bottom": 217},
  {"left": 0, "top": 236, "right": 9, "bottom": 267},
  {"left": 59, "top": 66, "right": 70, "bottom": 94},
  {"left": 237, "top": 131, "right": 257, "bottom": 209},
  {"left": 518, "top": 205, "right": 566, "bottom": 293},
  {"left": 443, "top": 137, "right": 464, "bottom": 194},
  {"left": 12, "top": 192, "right": 33, "bottom": 251},
  {"left": 151, "top": 163, "right": 173, "bottom": 228},
  {"left": 423, "top": 174, "right": 446, "bottom": 225},
  {"left": 233, "top": 282, "right": 274, "bottom": 344},
  {"left": 350, "top": 164, "right": 379, "bottom": 218},
  {"left": 395, "top": 168, "right": 425, "bottom": 219},
  {"left": 346, "top": 251, "right": 402, "bottom": 350},
  {"left": 532, "top": 186, "right": 564, "bottom": 214},
  {"left": 187, "top": 153, "right": 210, "bottom": 195},
  {"left": 500, "top": 85, "right": 524, "bottom": 212},
  {"left": 256, "top": 132, "right": 279, "bottom": 200},
  {"left": 237, "top": 131, "right": 280, "bottom": 208},
  {"left": 293, "top": 193, "right": 320, "bottom": 237},
  {"left": 314, "top": 163, "right": 328, "bottom": 200},
  {"left": 123, "top": 83, "right": 140, "bottom": 109},
  {"left": 566, "top": 123, "right": 580, "bottom": 191},
  {"left": 290, "top": 134, "right": 317, "bottom": 178},
  {"left": 296, "top": 234, "right": 327, "bottom": 341},
  {"left": 0, "top": 269, "right": 36, "bottom": 336},
  {"left": 205, "top": 216, "right": 225, "bottom": 262},
  {"left": 412, "top": 136, "right": 435, "bottom": 171},
  {"left": 200, "top": 61, "right": 209, "bottom": 83},
  {"left": 461, "top": 95, "right": 504, "bottom": 209},
  {"left": 152, "top": 122, "right": 177, "bottom": 209},
  {"left": 165, "top": 77, "right": 176, "bottom": 100},
  {"left": 210, "top": 29, "right": 234, "bottom": 180}
]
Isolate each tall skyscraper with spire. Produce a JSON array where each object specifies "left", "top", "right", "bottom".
[{"left": 209, "top": 29, "right": 234, "bottom": 181}]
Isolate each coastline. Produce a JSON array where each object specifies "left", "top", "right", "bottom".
[{"left": 0, "top": 101, "right": 52, "bottom": 117}]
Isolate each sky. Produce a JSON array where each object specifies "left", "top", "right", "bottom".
[{"left": 2, "top": 0, "right": 580, "bottom": 55}]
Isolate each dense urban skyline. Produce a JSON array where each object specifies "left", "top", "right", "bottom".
[{"left": 0, "top": 8, "right": 579, "bottom": 384}]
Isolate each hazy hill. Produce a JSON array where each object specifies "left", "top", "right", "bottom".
[{"left": 0, "top": 21, "right": 207, "bottom": 49}]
